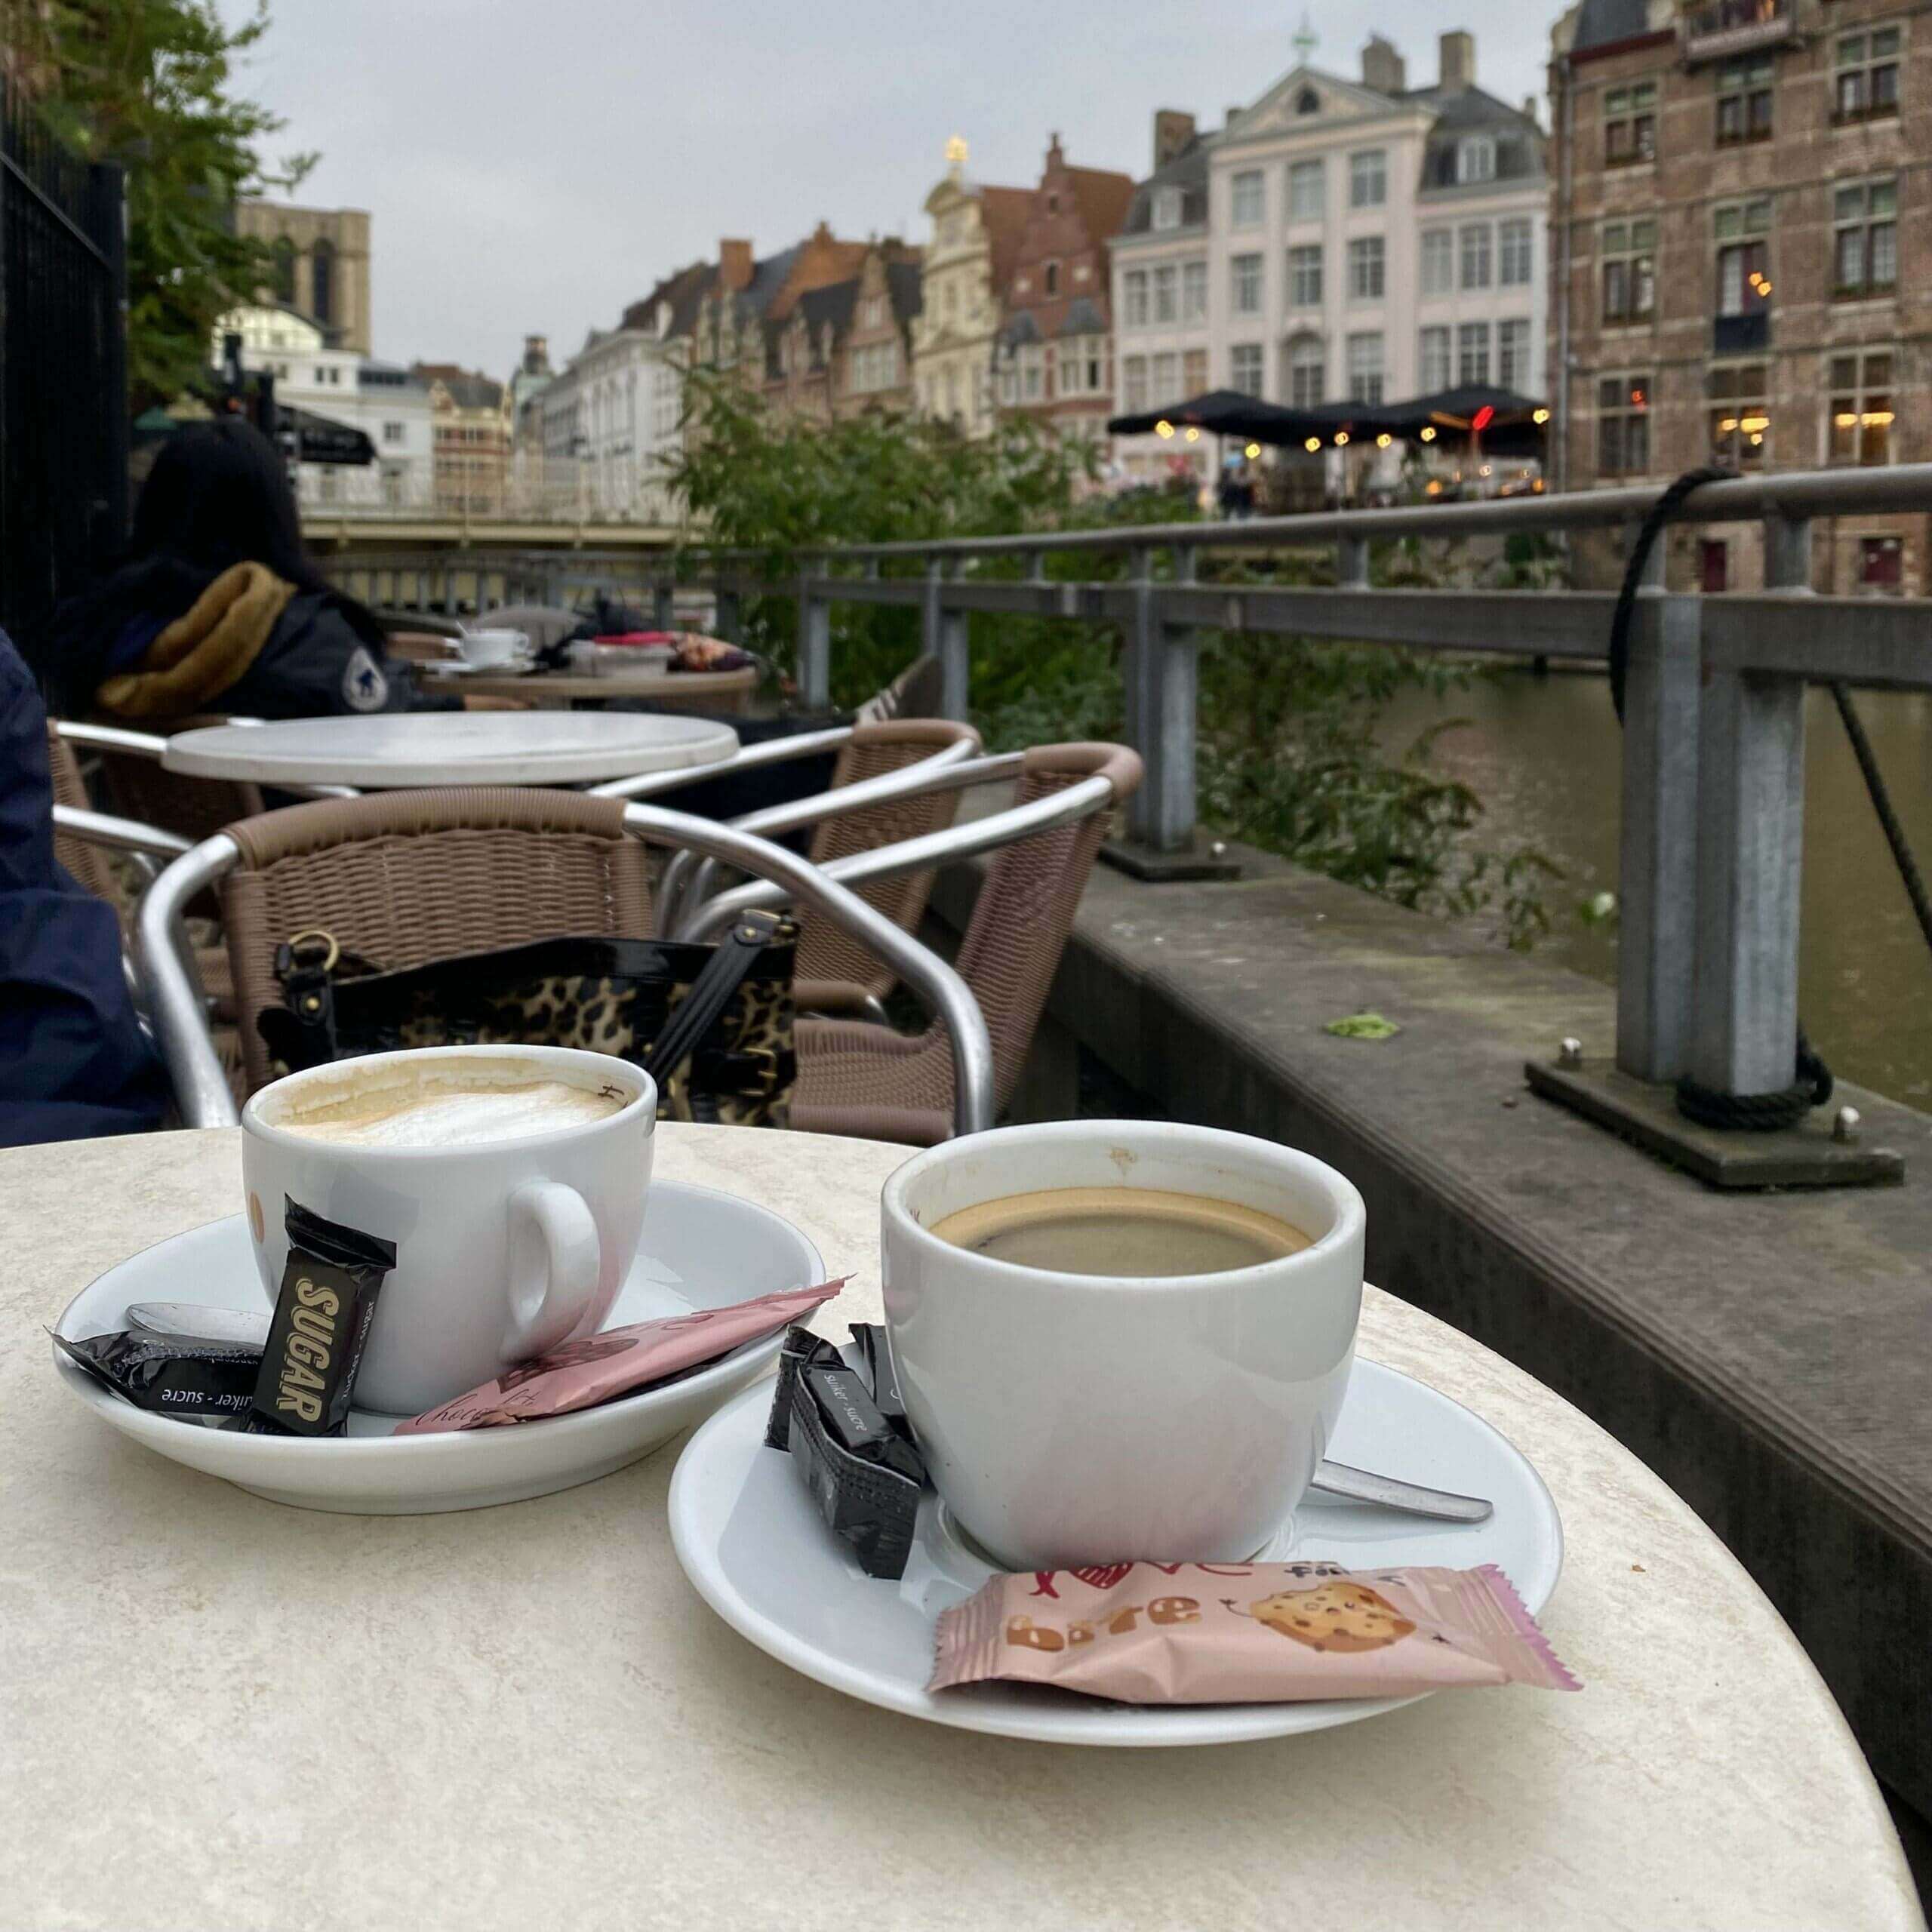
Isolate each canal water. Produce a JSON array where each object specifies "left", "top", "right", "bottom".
[{"left": 1377, "top": 667, "right": 1932, "bottom": 1112}]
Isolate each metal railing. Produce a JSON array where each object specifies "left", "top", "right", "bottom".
[{"left": 656, "top": 463, "right": 1932, "bottom": 1108}]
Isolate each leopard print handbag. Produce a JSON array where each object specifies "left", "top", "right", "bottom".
[{"left": 257, "top": 916, "right": 797, "bottom": 1128}]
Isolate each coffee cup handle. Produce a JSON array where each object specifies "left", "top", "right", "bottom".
[{"left": 503, "top": 1180, "right": 602, "bottom": 1363}]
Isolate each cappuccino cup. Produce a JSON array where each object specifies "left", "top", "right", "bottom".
[
  {"left": 458, "top": 627, "right": 530, "bottom": 670},
  {"left": 881, "top": 1121, "right": 1364, "bottom": 1570},
  {"left": 242, "top": 1045, "right": 654, "bottom": 1415}
]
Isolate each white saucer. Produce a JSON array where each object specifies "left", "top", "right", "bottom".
[
  {"left": 669, "top": 1357, "right": 1562, "bottom": 1747},
  {"left": 51, "top": 1181, "right": 823, "bottom": 1515}
]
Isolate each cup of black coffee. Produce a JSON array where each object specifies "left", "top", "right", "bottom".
[{"left": 879, "top": 1121, "right": 1364, "bottom": 1570}]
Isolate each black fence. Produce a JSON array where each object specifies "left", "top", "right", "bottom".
[{"left": 0, "top": 74, "right": 127, "bottom": 645}]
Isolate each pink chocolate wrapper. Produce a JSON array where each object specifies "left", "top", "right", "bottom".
[
  {"left": 930, "top": 1561, "right": 1580, "bottom": 1703},
  {"left": 394, "top": 1280, "right": 846, "bottom": 1434}
]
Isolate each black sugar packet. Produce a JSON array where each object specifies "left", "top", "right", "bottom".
[
  {"left": 51, "top": 1329, "right": 263, "bottom": 1420},
  {"left": 765, "top": 1324, "right": 925, "bottom": 1580},
  {"left": 233, "top": 1198, "right": 396, "bottom": 1438}
]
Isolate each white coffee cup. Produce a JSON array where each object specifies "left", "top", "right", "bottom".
[
  {"left": 881, "top": 1121, "right": 1364, "bottom": 1570},
  {"left": 242, "top": 1045, "right": 654, "bottom": 1415},
  {"left": 459, "top": 627, "right": 531, "bottom": 670}
]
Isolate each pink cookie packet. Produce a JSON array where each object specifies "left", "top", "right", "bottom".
[
  {"left": 395, "top": 1280, "right": 846, "bottom": 1434},
  {"left": 931, "top": 1560, "right": 1579, "bottom": 1703}
]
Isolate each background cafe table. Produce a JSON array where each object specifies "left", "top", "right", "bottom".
[
  {"left": 4, "top": 1124, "right": 1921, "bottom": 1932},
  {"left": 158, "top": 709, "right": 740, "bottom": 789},
  {"left": 423, "top": 664, "right": 759, "bottom": 714}
]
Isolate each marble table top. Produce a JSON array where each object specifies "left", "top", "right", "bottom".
[
  {"left": 160, "top": 710, "right": 740, "bottom": 787},
  {"left": 1, "top": 1124, "right": 1918, "bottom": 1931}
]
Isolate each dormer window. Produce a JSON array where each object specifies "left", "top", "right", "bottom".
[
  {"left": 1152, "top": 186, "right": 1183, "bottom": 230},
  {"left": 1457, "top": 135, "right": 1497, "bottom": 184}
]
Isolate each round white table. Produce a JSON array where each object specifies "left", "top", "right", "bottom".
[
  {"left": 2, "top": 1125, "right": 1920, "bottom": 1931},
  {"left": 160, "top": 711, "right": 740, "bottom": 789}
]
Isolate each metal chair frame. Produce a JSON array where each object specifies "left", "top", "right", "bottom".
[{"left": 134, "top": 799, "right": 995, "bottom": 1137}]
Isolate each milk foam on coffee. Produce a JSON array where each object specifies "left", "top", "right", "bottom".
[
  {"left": 270, "top": 1063, "right": 626, "bottom": 1149},
  {"left": 929, "top": 1185, "right": 1310, "bottom": 1278}
]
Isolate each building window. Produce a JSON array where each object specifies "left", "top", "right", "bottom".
[
  {"left": 1288, "top": 158, "right": 1324, "bottom": 222},
  {"left": 1597, "top": 374, "right": 1652, "bottom": 477},
  {"left": 1022, "top": 352, "right": 1044, "bottom": 401},
  {"left": 1183, "top": 346, "right": 1208, "bottom": 394},
  {"left": 1152, "top": 186, "right": 1183, "bottom": 230},
  {"left": 1715, "top": 56, "right": 1774, "bottom": 146},
  {"left": 1346, "top": 331, "right": 1384, "bottom": 405},
  {"left": 1714, "top": 198, "right": 1773, "bottom": 322},
  {"left": 1834, "top": 180, "right": 1898, "bottom": 298},
  {"left": 1604, "top": 80, "right": 1658, "bottom": 165},
  {"left": 1124, "top": 270, "right": 1149, "bottom": 327},
  {"left": 1287, "top": 334, "right": 1326, "bottom": 408},
  {"left": 1349, "top": 149, "right": 1386, "bottom": 208},
  {"left": 1700, "top": 540, "right": 1730, "bottom": 592},
  {"left": 1229, "top": 343, "right": 1264, "bottom": 395},
  {"left": 1288, "top": 244, "right": 1323, "bottom": 307},
  {"left": 1348, "top": 236, "right": 1385, "bottom": 301},
  {"left": 1459, "top": 223, "right": 1492, "bottom": 291},
  {"left": 1499, "top": 319, "right": 1532, "bottom": 389},
  {"left": 1231, "top": 254, "right": 1264, "bottom": 316},
  {"left": 1601, "top": 217, "right": 1657, "bottom": 325},
  {"left": 1420, "top": 228, "right": 1453, "bottom": 296},
  {"left": 1122, "top": 355, "right": 1149, "bottom": 414},
  {"left": 1149, "top": 263, "right": 1176, "bottom": 323},
  {"left": 1419, "top": 325, "right": 1451, "bottom": 391},
  {"left": 310, "top": 239, "right": 336, "bottom": 328},
  {"left": 1708, "top": 363, "right": 1770, "bottom": 466},
  {"left": 1457, "top": 135, "right": 1497, "bottom": 184},
  {"left": 270, "top": 235, "right": 297, "bottom": 304},
  {"left": 1498, "top": 218, "right": 1534, "bottom": 288},
  {"left": 382, "top": 420, "right": 405, "bottom": 444},
  {"left": 1836, "top": 28, "right": 1902, "bottom": 122},
  {"left": 1829, "top": 351, "right": 1894, "bottom": 465},
  {"left": 1181, "top": 260, "right": 1208, "bottom": 320},
  {"left": 1044, "top": 261, "right": 1060, "bottom": 297},
  {"left": 1232, "top": 170, "right": 1265, "bottom": 227},
  {"left": 1860, "top": 536, "right": 1904, "bottom": 592},
  {"left": 1457, "top": 321, "right": 1491, "bottom": 386},
  {"left": 1152, "top": 350, "right": 1180, "bottom": 405}
]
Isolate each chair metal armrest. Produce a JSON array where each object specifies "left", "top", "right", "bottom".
[
  {"left": 621, "top": 802, "right": 994, "bottom": 1137},
  {"left": 51, "top": 804, "right": 194, "bottom": 862},
  {"left": 136, "top": 835, "right": 245, "bottom": 1128},
  {"left": 660, "top": 739, "right": 1002, "bottom": 931},
  {"left": 52, "top": 721, "right": 172, "bottom": 761},
  {"left": 586, "top": 725, "right": 853, "bottom": 801},
  {"left": 676, "top": 774, "right": 1116, "bottom": 944}
]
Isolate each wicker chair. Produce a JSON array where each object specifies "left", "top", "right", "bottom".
[
  {"left": 45, "top": 724, "right": 121, "bottom": 905},
  {"left": 789, "top": 742, "right": 1142, "bottom": 1146},
  {"left": 91, "top": 713, "right": 266, "bottom": 848},
  {"left": 780, "top": 720, "right": 979, "bottom": 1017},
  {"left": 215, "top": 788, "right": 654, "bottom": 1099}
]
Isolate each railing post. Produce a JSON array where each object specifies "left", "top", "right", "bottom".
[
  {"left": 924, "top": 559, "right": 969, "bottom": 721},
  {"left": 1687, "top": 513, "right": 1811, "bottom": 1097},
  {"left": 653, "top": 577, "right": 675, "bottom": 631},
  {"left": 714, "top": 580, "right": 741, "bottom": 645},
  {"left": 797, "top": 559, "right": 831, "bottom": 711},
  {"left": 1616, "top": 532, "right": 1702, "bottom": 1083},
  {"left": 1123, "top": 545, "right": 1200, "bottom": 854},
  {"left": 1336, "top": 534, "right": 1369, "bottom": 588}
]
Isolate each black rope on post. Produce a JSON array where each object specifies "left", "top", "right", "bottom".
[{"left": 1604, "top": 464, "right": 1832, "bottom": 1132}]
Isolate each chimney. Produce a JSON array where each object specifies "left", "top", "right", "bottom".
[
  {"left": 1226, "top": 105, "right": 1244, "bottom": 131},
  {"left": 1440, "top": 31, "right": 1475, "bottom": 89},
  {"left": 720, "top": 238, "right": 754, "bottom": 291},
  {"left": 1152, "top": 109, "right": 1195, "bottom": 168},
  {"left": 1523, "top": 94, "right": 1540, "bottom": 125},
  {"left": 1361, "top": 34, "right": 1406, "bottom": 95}
]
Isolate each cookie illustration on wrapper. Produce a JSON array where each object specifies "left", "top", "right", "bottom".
[{"left": 1221, "top": 1582, "right": 1417, "bottom": 1653}]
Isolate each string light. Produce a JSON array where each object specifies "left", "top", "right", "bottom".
[
  {"left": 1183, "top": 426, "right": 1200, "bottom": 441},
  {"left": 1335, "top": 431, "right": 1350, "bottom": 446},
  {"left": 1244, "top": 442, "right": 1262, "bottom": 459},
  {"left": 1155, "top": 419, "right": 1174, "bottom": 438},
  {"left": 1478, "top": 464, "right": 1493, "bottom": 477},
  {"left": 1376, "top": 432, "right": 1392, "bottom": 448},
  {"left": 1420, "top": 425, "right": 1437, "bottom": 442},
  {"left": 1304, "top": 436, "right": 1321, "bottom": 453},
  {"left": 1532, "top": 408, "right": 1550, "bottom": 425}
]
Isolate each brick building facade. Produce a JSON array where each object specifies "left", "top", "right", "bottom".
[
  {"left": 992, "top": 136, "right": 1135, "bottom": 447},
  {"left": 1551, "top": 0, "right": 1931, "bottom": 592}
]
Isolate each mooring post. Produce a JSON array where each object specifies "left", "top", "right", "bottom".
[
  {"left": 924, "top": 558, "right": 969, "bottom": 722},
  {"left": 1616, "top": 532, "right": 1703, "bottom": 1083},
  {"left": 1123, "top": 545, "right": 1200, "bottom": 853},
  {"left": 1686, "top": 513, "right": 1812, "bottom": 1097},
  {"left": 796, "top": 559, "right": 831, "bottom": 711}
]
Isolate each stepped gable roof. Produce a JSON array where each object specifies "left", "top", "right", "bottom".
[
  {"left": 978, "top": 186, "right": 1034, "bottom": 294},
  {"left": 1118, "top": 130, "right": 1214, "bottom": 237},
  {"left": 886, "top": 257, "right": 923, "bottom": 323},
  {"left": 1063, "top": 164, "right": 1136, "bottom": 246},
  {"left": 1572, "top": 0, "right": 1654, "bottom": 51}
]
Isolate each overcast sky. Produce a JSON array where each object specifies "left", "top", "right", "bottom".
[{"left": 232, "top": 2, "right": 1556, "bottom": 377}]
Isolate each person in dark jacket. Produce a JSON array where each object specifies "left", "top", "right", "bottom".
[
  {"left": 0, "top": 631, "right": 171, "bottom": 1144},
  {"left": 31, "top": 418, "right": 463, "bottom": 722}
]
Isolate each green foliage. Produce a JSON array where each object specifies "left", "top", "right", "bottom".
[
  {"left": 17, "top": 0, "right": 313, "bottom": 408},
  {"left": 667, "top": 386, "right": 1560, "bottom": 948}
]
